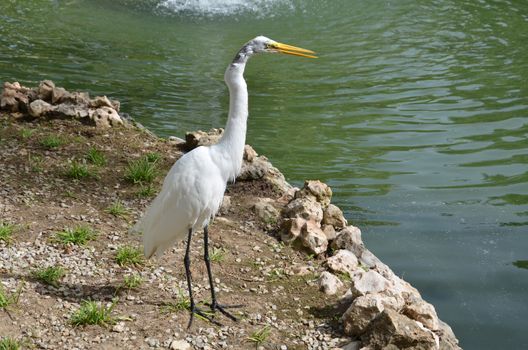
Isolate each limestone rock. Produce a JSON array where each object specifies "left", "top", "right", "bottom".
[
  {"left": 283, "top": 197, "right": 323, "bottom": 223},
  {"left": 262, "top": 165, "right": 293, "bottom": 194},
  {"left": 332, "top": 225, "right": 364, "bottom": 257},
  {"left": 90, "top": 107, "right": 123, "bottom": 128},
  {"left": 184, "top": 128, "right": 223, "bottom": 150},
  {"left": 351, "top": 270, "right": 390, "bottom": 298},
  {"left": 342, "top": 294, "right": 384, "bottom": 336},
  {"left": 322, "top": 224, "right": 336, "bottom": 241},
  {"left": 90, "top": 95, "right": 114, "bottom": 109},
  {"left": 403, "top": 297, "right": 439, "bottom": 331},
  {"left": 252, "top": 198, "right": 279, "bottom": 225},
  {"left": 300, "top": 220, "right": 328, "bottom": 255},
  {"left": 327, "top": 249, "right": 358, "bottom": 275},
  {"left": 170, "top": 340, "right": 191, "bottom": 350},
  {"left": 318, "top": 271, "right": 343, "bottom": 295},
  {"left": 296, "top": 180, "right": 332, "bottom": 207},
  {"left": 238, "top": 156, "right": 271, "bottom": 180},
  {"left": 51, "top": 87, "right": 70, "bottom": 104},
  {"left": 280, "top": 217, "right": 305, "bottom": 243},
  {"left": 341, "top": 341, "right": 361, "bottom": 350},
  {"left": 55, "top": 103, "right": 90, "bottom": 118},
  {"left": 243, "top": 144, "right": 258, "bottom": 162},
  {"left": 28, "top": 99, "right": 54, "bottom": 117},
  {"left": 38, "top": 80, "right": 55, "bottom": 101},
  {"left": 323, "top": 203, "right": 348, "bottom": 229},
  {"left": 218, "top": 195, "right": 231, "bottom": 216},
  {"left": 437, "top": 320, "right": 462, "bottom": 350},
  {"left": 361, "top": 309, "right": 438, "bottom": 350}
]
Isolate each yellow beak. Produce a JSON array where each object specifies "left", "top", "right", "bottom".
[{"left": 269, "top": 42, "right": 317, "bottom": 58}]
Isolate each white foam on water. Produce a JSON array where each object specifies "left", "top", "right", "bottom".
[{"left": 156, "top": 0, "right": 296, "bottom": 17}]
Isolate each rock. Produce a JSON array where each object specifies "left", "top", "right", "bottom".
[
  {"left": 318, "top": 271, "right": 343, "bottom": 295},
  {"left": 341, "top": 341, "right": 361, "bottom": 350},
  {"left": 38, "top": 80, "right": 55, "bottom": 101},
  {"left": 218, "top": 195, "right": 231, "bottom": 215},
  {"left": 252, "top": 198, "right": 279, "bottom": 225},
  {"left": 331, "top": 225, "right": 364, "bottom": 257},
  {"left": 403, "top": 297, "right": 439, "bottom": 331},
  {"left": 90, "top": 95, "right": 114, "bottom": 109},
  {"left": 437, "top": 320, "right": 462, "bottom": 350},
  {"left": 280, "top": 217, "right": 305, "bottom": 243},
  {"left": 327, "top": 249, "right": 358, "bottom": 275},
  {"left": 67, "top": 91, "right": 91, "bottom": 105},
  {"left": 112, "top": 322, "right": 126, "bottom": 333},
  {"left": 323, "top": 204, "right": 348, "bottom": 229},
  {"left": 168, "top": 136, "right": 185, "bottom": 145},
  {"left": 361, "top": 309, "right": 438, "bottom": 350},
  {"left": 238, "top": 156, "right": 271, "bottom": 180},
  {"left": 55, "top": 103, "right": 90, "bottom": 118},
  {"left": 51, "top": 87, "right": 70, "bottom": 104},
  {"left": 170, "top": 340, "right": 191, "bottom": 350},
  {"left": 322, "top": 224, "right": 336, "bottom": 241},
  {"left": 295, "top": 180, "right": 332, "bottom": 208},
  {"left": 290, "top": 264, "right": 313, "bottom": 276},
  {"left": 358, "top": 249, "right": 381, "bottom": 268},
  {"left": 283, "top": 197, "right": 323, "bottom": 223},
  {"left": 300, "top": 220, "right": 328, "bottom": 255},
  {"left": 184, "top": 128, "right": 223, "bottom": 150},
  {"left": 244, "top": 144, "right": 258, "bottom": 162},
  {"left": 342, "top": 294, "right": 384, "bottom": 336},
  {"left": 351, "top": 270, "right": 390, "bottom": 297},
  {"left": 28, "top": 99, "right": 54, "bottom": 117},
  {"left": 262, "top": 166, "right": 293, "bottom": 194},
  {"left": 90, "top": 107, "right": 123, "bottom": 128}
]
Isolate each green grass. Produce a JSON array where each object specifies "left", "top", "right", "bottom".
[
  {"left": 247, "top": 325, "right": 271, "bottom": 348},
  {"left": 27, "top": 153, "right": 44, "bottom": 172},
  {"left": 20, "top": 128, "right": 36, "bottom": 140},
  {"left": 86, "top": 147, "right": 107, "bottom": 166},
  {"left": 66, "top": 161, "right": 91, "bottom": 179},
  {"left": 145, "top": 152, "right": 161, "bottom": 163},
  {"left": 40, "top": 135, "right": 64, "bottom": 149},
  {"left": 54, "top": 226, "right": 97, "bottom": 245},
  {"left": 115, "top": 246, "right": 144, "bottom": 267},
  {"left": 122, "top": 274, "right": 143, "bottom": 290},
  {"left": 0, "top": 222, "right": 15, "bottom": 243},
  {"left": 70, "top": 299, "right": 117, "bottom": 327},
  {"left": 0, "top": 337, "right": 21, "bottom": 350},
  {"left": 32, "top": 266, "right": 65, "bottom": 287},
  {"left": 209, "top": 247, "right": 226, "bottom": 263},
  {"left": 125, "top": 156, "right": 158, "bottom": 184},
  {"left": 106, "top": 200, "right": 128, "bottom": 217},
  {"left": 0, "top": 283, "right": 23, "bottom": 309},
  {"left": 137, "top": 184, "right": 156, "bottom": 197},
  {"left": 160, "top": 290, "right": 214, "bottom": 321}
]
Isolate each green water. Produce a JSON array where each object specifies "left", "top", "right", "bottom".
[{"left": 1, "top": 0, "right": 528, "bottom": 348}]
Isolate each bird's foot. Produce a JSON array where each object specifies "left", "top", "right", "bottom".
[
  {"left": 207, "top": 301, "right": 244, "bottom": 322},
  {"left": 187, "top": 305, "right": 221, "bottom": 329}
]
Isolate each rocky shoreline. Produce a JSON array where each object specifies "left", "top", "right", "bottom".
[{"left": 0, "top": 81, "right": 460, "bottom": 349}]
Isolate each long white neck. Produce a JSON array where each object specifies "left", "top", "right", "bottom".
[{"left": 215, "top": 61, "right": 248, "bottom": 181}]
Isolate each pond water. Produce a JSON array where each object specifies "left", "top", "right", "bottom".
[{"left": 1, "top": 0, "right": 527, "bottom": 348}]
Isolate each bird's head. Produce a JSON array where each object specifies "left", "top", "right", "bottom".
[{"left": 232, "top": 35, "right": 316, "bottom": 64}]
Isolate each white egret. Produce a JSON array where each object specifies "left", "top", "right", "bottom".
[{"left": 131, "top": 36, "right": 316, "bottom": 326}]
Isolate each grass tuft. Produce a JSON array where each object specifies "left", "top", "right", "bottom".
[
  {"left": 106, "top": 200, "right": 128, "bottom": 217},
  {"left": 0, "top": 282, "right": 23, "bottom": 310},
  {"left": 0, "top": 222, "right": 15, "bottom": 243},
  {"left": 122, "top": 274, "right": 143, "bottom": 290},
  {"left": 209, "top": 247, "right": 226, "bottom": 263},
  {"left": 125, "top": 156, "right": 158, "bottom": 184},
  {"left": 145, "top": 152, "right": 161, "bottom": 163},
  {"left": 40, "top": 135, "right": 64, "bottom": 149},
  {"left": 247, "top": 325, "right": 271, "bottom": 348},
  {"left": 137, "top": 184, "right": 156, "bottom": 198},
  {"left": 70, "top": 299, "right": 117, "bottom": 327},
  {"left": 32, "top": 265, "right": 66, "bottom": 287},
  {"left": 20, "top": 128, "right": 36, "bottom": 140},
  {"left": 115, "top": 245, "right": 144, "bottom": 267},
  {"left": 0, "top": 337, "right": 21, "bottom": 350},
  {"left": 86, "top": 147, "right": 107, "bottom": 166},
  {"left": 66, "top": 161, "right": 91, "bottom": 179},
  {"left": 54, "top": 226, "right": 97, "bottom": 246}
]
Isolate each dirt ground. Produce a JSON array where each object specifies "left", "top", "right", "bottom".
[{"left": 0, "top": 114, "right": 352, "bottom": 349}]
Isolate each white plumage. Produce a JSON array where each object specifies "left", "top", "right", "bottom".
[{"left": 130, "top": 36, "right": 316, "bottom": 326}]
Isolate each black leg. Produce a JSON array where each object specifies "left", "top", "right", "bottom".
[
  {"left": 203, "top": 225, "right": 240, "bottom": 321},
  {"left": 184, "top": 228, "right": 219, "bottom": 328}
]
